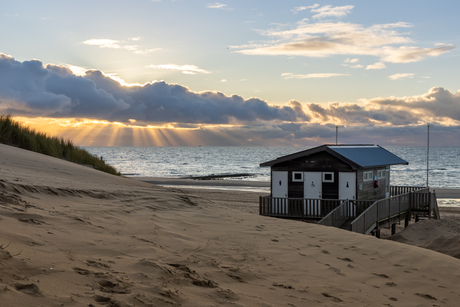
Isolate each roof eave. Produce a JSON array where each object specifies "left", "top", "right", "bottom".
[
  {"left": 259, "top": 144, "right": 329, "bottom": 167},
  {"left": 259, "top": 144, "right": 409, "bottom": 168}
]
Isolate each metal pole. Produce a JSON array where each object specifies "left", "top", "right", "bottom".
[
  {"left": 336, "top": 126, "right": 338, "bottom": 145},
  {"left": 427, "top": 124, "right": 430, "bottom": 187}
]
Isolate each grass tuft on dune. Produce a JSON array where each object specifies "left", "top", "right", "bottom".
[{"left": 0, "top": 115, "right": 120, "bottom": 176}]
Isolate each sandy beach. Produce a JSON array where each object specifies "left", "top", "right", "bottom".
[{"left": 2, "top": 143, "right": 460, "bottom": 306}]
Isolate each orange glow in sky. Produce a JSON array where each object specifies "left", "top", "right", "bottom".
[{"left": 12, "top": 117, "right": 256, "bottom": 147}]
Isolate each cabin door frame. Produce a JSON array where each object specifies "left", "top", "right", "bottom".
[
  {"left": 271, "top": 171, "right": 288, "bottom": 213},
  {"left": 339, "top": 172, "right": 357, "bottom": 216},
  {"left": 303, "top": 172, "right": 322, "bottom": 216},
  {"left": 339, "top": 172, "right": 356, "bottom": 200},
  {"left": 303, "top": 172, "right": 322, "bottom": 199}
]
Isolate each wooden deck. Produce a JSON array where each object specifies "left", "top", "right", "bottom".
[{"left": 259, "top": 186, "right": 439, "bottom": 235}]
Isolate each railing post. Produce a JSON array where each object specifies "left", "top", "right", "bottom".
[
  {"left": 388, "top": 198, "right": 391, "bottom": 225},
  {"left": 428, "top": 192, "right": 432, "bottom": 219},
  {"left": 259, "top": 196, "right": 262, "bottom": 215},
  {"left": 409, "top": 191, "right": 412, "bottom": 210},
  {"left": 378, "top": 201, "right": 381, "bottom": 221},
  {"left": 364, "top": 209, "right": 366, "bottom": 232},
  {"left": 303, "top": 198, "right": 306, "bottom": 221}
]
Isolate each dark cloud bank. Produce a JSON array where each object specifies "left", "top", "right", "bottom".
[
  {"left": 0, "top": 54, "right": 307, "bottom": 124},
  {"left": 1, "top": 54, "right": 460, "bottom": 145}
]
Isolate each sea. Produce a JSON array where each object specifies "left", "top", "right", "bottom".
[{"left": 83, "top": 146, "right": 460, "bottom": 206}]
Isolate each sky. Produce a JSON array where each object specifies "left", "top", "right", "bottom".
[{"left": 1, "top": 0, "right": 460, "bottom": 146}]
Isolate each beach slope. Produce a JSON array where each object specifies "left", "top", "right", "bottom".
[{"left": 1, "top": 143, "right": 460, "bottom": 306}]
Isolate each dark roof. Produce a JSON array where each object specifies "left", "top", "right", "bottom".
[{"left": 260, "top": 144, "right": 408, "bottom": 169}]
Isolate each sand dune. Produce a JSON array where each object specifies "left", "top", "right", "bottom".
[
  {"left": 388, "top": 210, "right": 460, "bottom": 259},
  {"left": 1, "top": 144, "right": 460, "bottom": 306}
]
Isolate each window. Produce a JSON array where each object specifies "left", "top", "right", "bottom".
[
  {"left": 292, "top": 171, "right": 303, "bottom": 182},
  {"left": 377, "top": 170, "right": 385, "bottom": 179},
  {"left": 322, "top": 172, "right": 334, "bottom": 183},
  {"left": 363, "top": 171, "right": 373, "bottom": 182}
]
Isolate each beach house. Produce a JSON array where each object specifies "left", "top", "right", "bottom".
[
  {"left": 259, "top": 144, "right": 440, "bottom": 236},
  {"left": 259, "top": 144, "right": 410, "bottom": 218},
  {"left": 260, "top": 144, "right": 408, "bottom": 202}
]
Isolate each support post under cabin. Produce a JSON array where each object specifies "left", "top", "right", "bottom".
[{"left": 391, "top": 223, "right": 396, "bottom": 235}]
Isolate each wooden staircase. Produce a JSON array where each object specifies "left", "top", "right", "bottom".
[{"left": 318, "top": 187, "right": 440, "bottom": 236}]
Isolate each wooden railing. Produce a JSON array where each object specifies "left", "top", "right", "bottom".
[
  {"left": 259, "top": 196, "right": 374, "bottom": 220},
  {"left": 259, "top": 196, "right": 340, "bottom": 219},
  {"left": 411, "top": 187, "right": 430, "bottom": 210},
  {"left": 318, "top": 200, "right": 352, "bottom": 227},
  {"left": 432, "top": 191, "right": 440, "bottom": 219},
  {"left": 318, "top": 199, "right": 375, "bottom": 227},
  {"left": 259, "top": 186, "right": 438, "bottom": 236},
  {"left": 350, "top": 187, "right": 433, "bottom": 234},
  {"left": 391, "top": 185, "right": 427, "bottom": 196}
]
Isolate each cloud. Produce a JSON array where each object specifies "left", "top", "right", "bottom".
[
  {"left": 281, "top": 72, "right": 350, "bottom": 79},
  {"left": 366, "top": 62, "right": 386, "bottom": 70},
  {"left": 305, "top": 101, "right": 420, "bottom": 126},
  {"left": 310, "top": 5, "right": 354, "bottom": 19},
  {"left": 206, "top": 3, "right": 231, "bottom": 10},
  {"left": 380, "top": 45, "right": 454, "bottom": 63},
  {"left": 344, "top": 58, "right": 359, "bottom": 63},
  {"left": 82, "top": 39, "right": 121, "bottom": 49},
  {"left": 388, "top": 73, "right": 414, "bottom": 80},
  {"left": 288, "top": 100, "right": 310, "bottom": 121},
  {"left": 0, "top": 54, "right": 308, "bottom": 125},
  {"left": 63, "top": 64, "right": 88, "bottom": 76},
  {"left": 291, "top": 4, "right": 319, "bottom": 14},
  {"left": 0, "top": 54, "right": 128, "bottom": 117},
  {"left": 82, "top": 38, "right": 160, "bottom": 55},
  {"left": 146, "top": 64, "right": 211, "bottom": 75},
  {"left": 369, "top": 87, "right": 460, "bottom": 122},
  {"left": 2, "top": 54, "right": 460, "bottom": 146},
  {"left": 343, "top": 58, "right": 362, "bottom": 68},
  {"left": 290, "top": 4, "right": 353, "bottom": 19},
  {"left": 301, "top": 86, "right": 460, "bottom": 127},
  {"left": 235, "top": 19, "right": 455, "bottom": 63}
]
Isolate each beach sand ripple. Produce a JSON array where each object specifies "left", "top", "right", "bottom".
[{"left": 2, "top": 144, "right": 460, "bottom": 306}]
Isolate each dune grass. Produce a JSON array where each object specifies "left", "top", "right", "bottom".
[{"left": 0, "top": 115, "right": 120, "bottom": 176}]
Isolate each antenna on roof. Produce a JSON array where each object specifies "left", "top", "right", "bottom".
[{"left": 336, "top": 126, "right": 338, "bottom": 145}]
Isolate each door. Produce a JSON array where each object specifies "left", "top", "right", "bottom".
[
  {"left": 303, "top": 172, "right": 322, "bottom": 199},
  {"left": 303, "top": 172, "right": 322, "bottom": 216},
  {"left": 272, "top": 171, "right": 288, "bottom": 214},
  {"left": 339, "top": 172, "right": 356, "bottom": 200},
  {"left": 339, "top": 172, "right": 357, "bottom": 216}
]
